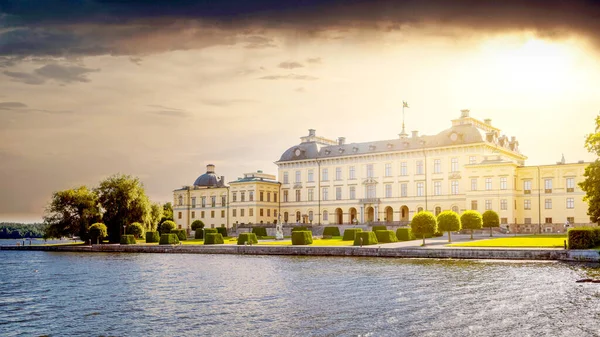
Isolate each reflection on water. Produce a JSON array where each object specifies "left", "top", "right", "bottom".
[{"left": 0, "top": 252, "right": 598, "bottom": 336}]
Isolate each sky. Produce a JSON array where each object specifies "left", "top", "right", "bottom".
[{"left": 1, "top": 0, "right": 600, "bottom": 223}]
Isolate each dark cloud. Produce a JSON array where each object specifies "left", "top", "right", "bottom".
[
  {"left": 306, "top": 57, "right": 321, "bottom": 64},
  {"left": 129, "top": 57, "right": 143, "bottom": 65},
  {"left": 148, "top": 105, "right": 189, "bottom": 118},
  {"left": 259, "top": 74, "right": 318, "bottom": 80},
  {"left": 0, "top": 101, "right": 72, "bottom": 114},
  {"left": 3, "top": 71, "right": 45, "bottom": 84},
  {"left": 0, "top": 101, "right": 28, "bottom": 110},
  {"left": 278, "top": 61, "right": 304, "bottom": 69},
  {"left": 3, "top": 63, "right": 99, "bottom": 85},
  {"left": 201, "top": 98, "right": 257, "bottom": 107}
]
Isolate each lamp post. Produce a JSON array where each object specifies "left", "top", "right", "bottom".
[
  {"left": 123, "top": 224, "right": 126, "bottom": 237},
  {"left": 420, "top": 140, "right": 428, "bottom": 212}
]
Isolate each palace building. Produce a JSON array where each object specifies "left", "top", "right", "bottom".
[{"left": 174, "top": 109, "right": 592, "bottom": 233}]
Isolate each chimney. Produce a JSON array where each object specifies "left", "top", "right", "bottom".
[
  {"left": 308, "top": 129, "right": 316, "bottom": 137},
  {"left": 206, "top": 164, "right": 215, "bottom": 173},
  {"left": 338, "top": 137, "right": 346, "bottom": 145},
  {"left": 484, "top": 118, "right": 492, "bottom": 125},
  {"left": 411, "top": 130, "right": 419, "bottom": 138},
  {"left": 460, "top": 109, "right": 470, "bottom": 118}
]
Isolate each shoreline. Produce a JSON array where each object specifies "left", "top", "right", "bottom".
[{"left": 2, "top": 244, "right": 599, "bottom": 262}]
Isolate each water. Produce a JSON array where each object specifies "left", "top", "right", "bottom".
[{"left": 0, "top": 251, "right": 599, "bottom": 337}]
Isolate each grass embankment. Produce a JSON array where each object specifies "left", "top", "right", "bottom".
[
  {"left": 258, "top": 236, "right": 354, "bottom": 246},
  {"left": 448, "top": 235, "right": 567, "bottom": 248}
]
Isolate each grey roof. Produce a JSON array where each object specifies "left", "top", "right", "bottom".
[
  {"left": 277, "top": 124, "right": 515, "bottom": 162},
  {"left": 193, "top": 173, "right": 220, "bottom": 187}
]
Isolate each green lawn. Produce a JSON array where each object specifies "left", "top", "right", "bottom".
[
  {"left": 258, "top": 237, "right": 354, "bottom": 246},
  {"left": 448, "top": 235, "right": 568, "bottom": 248}
]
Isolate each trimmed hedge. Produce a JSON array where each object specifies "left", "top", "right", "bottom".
[
  {"left": 120, "top": 235, "right": 136, "bottom": 245},
  {"left": 171, "top": 229, "right": 187, "bottom": 241},
  {"left": 194, "top": 229, "right": 204, "bottom": 239},
  {"left": 159, "top": 220, "right": 176, "bottom": 234},
  {"left": 354, "top": 232, "right": 379, "bottom": 246},
  {"left": 375, "top": 230, "right": 398, "bottom": 243},
  {"left": 322, "top": 226, "right": 341, "bottom": 237},
  {"left": 204, "top": 228, "right": 218, "bottom": 235},
  {"left": 292, "top": 226, "right": 308, "bottom": 232},
  {"left": 237, "top": 233, "right": 258, "bottom": 245},
  {"left": 568, "top": 227, "right": 600, "bottom": 249},
  {"left": 145, "top": 231, "right": 160, "bottom": 243},
  {"left": 372, "top": 225, "right": 387, "bottom": 232},
  {"left": 252, "top": 227, "right": 268, "bottom": 237},
  {"left": 204, "top": 233, "right": 224, "bottom": 245},
  {"left": 216, "top": 227, "right": 228, "bottom": 237},
  {"left": 342, "top": 228, "right": 363, "bottom": 241},
  {"left": 291, "top": 231, "right": 313, "bottom": 245},
  {"left": 159, "top": 234, "right": 180, "bottom": 245},
  {"left": 396, "top": 228, "right": 416, "bottom": 241}
]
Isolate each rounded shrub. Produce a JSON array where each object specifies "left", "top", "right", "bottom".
[
  {"left": 146, "top": 231, "right": 160, "bottom": 243},
  {"left": 353, "top": 232, "right": 378, "bottom": 246},
  {"left": 127, "top": 222, "right": 145, "bottom": 239},
  {"left": 372, "top": 225, "right": 387, "bottom": 232},
  {"left": 568, "top": 227, "right": 600, "bottom": 249},
  {"left": 291, "top": 231, "right": 313, "bottom": 245},
  {"left": 375, "top": 230, "right": 398, "bottom": 243},
  {"left": 191, "top": 220, "right": 205, "bottom": 231},
  {"left": 322, "top": 226, "right": 341, "bottom": 237},
  {"left": 396, "top": 227, "right": 416, "bottom": 241},
  {"left": 342, "top": 228, "right": 363, "bottom": 241},
  {"left": 216, "top": 227, "right": 228, "bottom": 237},
  {"left": 160, "top": 220, "right": 177, "bottom": 234},
  {"left": 410, "top": 212, "right": 437, "bottom": 245},
  {"left": 159, "top": 233, "right": 179, "bottom": 245},
  {"left": 252, "top": 227, "right": 268, "bottom": 237},
  {"left": 461, "top": 210, "right": 483, "bottom": 239},
  {"left": 120, "top": 235, "right": 136, "bottom": 245},
  {"left": 89, "top": 223, "right": 107, "bottom": 243},
  {"left": 204, "top": 233, "right": 224, "bottom": 245},
  {"left": 482, "top": 210, "right": 500, "bottom": 236},
  {"left": 237, "top": 233, "right": 258, "bottom": 245},
  {"left": 171, "top": 229, "right": 187, "bottom": 241}
]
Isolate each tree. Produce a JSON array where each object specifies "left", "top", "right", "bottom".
[
  {"left": 43, "top": 186, "right": 101, "bottom": 240},
  {"left": 437, "top": 211, "right": 461, "bottom": 243},
  {"left": 149, "top": 203, "right": 163, "bottom": 232},
  {"left": 160, "top": 202, "right": 174, "bottom": 225},
  {"left": 160, "top": 220, "right": 176, "bottom": 234},
  {"left": 95, "top": 174, "right": 152, "bottom": 243},
  {"left": 580, "top": 115, "right": 600, "bottom": 222},
  {"left": 191, "top": 220, "right": 205, "bottom": 231},
  {"left": 461, "top": 210, "right": 483, "bottom": 240},
  {"left": 482, "top": 210, "right": 500, "bottom": 237},
  {"left": 89, "top": 223, "right": 107, "bottom": 244},
  {"left": 410, "top": 212, "right": 437, "bottom": 246},
  {"left": 127, "top": 222, "right": 145, "bottom": 239}
]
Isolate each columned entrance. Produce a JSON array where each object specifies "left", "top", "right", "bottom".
[
  {"left": 366, "top": 207, "right": 375, "bottom": 223},
  {"left": 335, "top": 208, "right": 343, "bottom": 224},
  {"left": 400, "top": 205, "right": 409, "bottom": 221},
  {"left": 385, "top": 206, "right": 393, "bottom": 223}
]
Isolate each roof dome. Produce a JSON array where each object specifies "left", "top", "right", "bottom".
[{"left": 193, "top": 164, "right": 222, "bottom": 187}]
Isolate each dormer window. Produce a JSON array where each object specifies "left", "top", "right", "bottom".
[
  {"left": 338, "top": 148, "right": 344, "bottom": 154},
  {"left": 325, "top": 150, "right": 331, "bottom": 155},
  {"left": 353, "top": 147, "right": 358, "bottom": 153},
  {"left": 387, "top": 143, "right": 393, "bottom": 149},
  {"left": 369, "top": 145, "right": 376, "bottom": 151}
]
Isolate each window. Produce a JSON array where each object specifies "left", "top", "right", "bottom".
[
  {"left": 485, "top": 199, "right": 492, "bottom": 210},
  {"left": 416, "top": 182, "right": 424, "bottom": 197},
  {"left": 211, "top": 210, "right": 215, "bottom": 218},
  {"left": 295, "top": 170, "right": 301, "bottom": 183},
  {"left": 308, "top": 211, "right": 313, "bottom": 222},
  {"left": 211, "top": 196, "right": 216, "bottom": 207},
  {"left": 322, "top": 168, "right": 329, "bottom": 181},
  {"left": 323, "top": 187, "right": 329, "bottom": 201},
  {"left": 435, "top": 207, "right": 441, "bottom": 216},
  {"left": 201, "top": 211, "right": 205, "bottom": 218},
  {"left": 400, "top": 162, "right": 408, "bottom": 176},
  {"left": 232, "top": 209, "right": 237, "bottom": 217},
  {"left": 267, "top": 209, "right": 270, "bottom": 216},
  {"left": 283, "top": 172, "right": 289, "bottom": 184},
  {"left": 367, "top": 164, "right": 374, "bottom": 178},
  {"left": 567, "top": 217, "right": 574, "bottom": 224},
  {"left": 500, "top": 177, "right": 507, "bottom": 190},
  {"left": 485, "top": 178, "right": 492, "bottom": 191},
  {"left": 451, "top": 180, "right": 459, "bottom": 195},
  {"left": 260, "top": 208, "right": 264, "bottom": 216},
  {"left": 524, "top": 180, "right": 531, "bottom": 194},
  {"left": 349, "top": 186, "right": 356, "bottom": 199},
  {"left": 267, "top": 192, "right": 271, "bottom": 202},
  {"left": 566, "top": 178, "right": 575, "bottom": 192},
  {"left": 452, "top": 206, "right": 459, "bottom": 213},
  {"left": 178, "top": 211, "right": 182, "bottom": 219},
  {"left": 401, "top": 183, "right": 407, "bottom": 197},
  {"left": 524, "top": 218, "right": 532, "bottom": 224},
  {"left": 524, "top": 199, "right": 531, "bottom": 210},
  {"left": 501, "top": 218, "right": 508, "bottom": 225},
  {"left": 260, "top": 192, "right": 264, "bottom": 202},
  {"left": 241, "top": 209, "right": 245, "bottom": 217},
  {"left": 308, "top": 170, "right": 314, "bottom": 182},
  {"left": 417, "top": 207, "right": 423, "bottom": 213},
  {"left": 178, "top": 195, "right": 183, "bottom": 206},
  {"left": 385, "top": 184, "right": 392, "bottom": 198},
  {"left": 434, "top": 159, "right": 441, "bottom": 173},
  {"left": 222, "top": 196, "right": 226, "bottom": 206},
  {"left": 471, "top": 179, "right": 478, "bottom": 191},
  {"left": 308, "top": 189, "right": 314, "bottom": 201},
  {"left": 191, "top": 197, "right": 196, "bottom": 208},
  {"left": 451, "top": 158, "right": 459, "bottom": 172},
  {"left": 335, "top": 167, "right": 342, "bottom": 180},
  {"left": 434, "top": 181, "right": 441, "bottom": 196},
  {"left": 416, "top": 160, "right": 424, "bottom": 175},
  {"left": 249, "top": 208, "right": 253, "bottom": 216},
  {"left": 544, "top": 179, "right": 553, "bottom": 193},
  {"left": 544, "top": 217, "right": 552, "bottom": 224},
  {"left": 367, "top": 185, "right": 376, "bottom": 198},
  {"left": 385, "top": 163, "right": 392, "bottom": 177},
  {"left": 232, "top": 192, "right": 237, "bottom": 202},
  {"left": 295, "top": 211, "right": 300, "bottom": 222},
  {"left": 274, "top": 210, "right": 277, "bottom": 218},
  {"left": 201, "top": 197, "right": 206, "bottom": 207},
  {"left": 249, "top": 191, "right": 254, "bottom": 201},
  {"left": 323, "top": 210, "right": 328, "bottom": 221},
  {"left": 471, "top": 200, "right": 478, "bottom": 210},
  {"left": 274, "top": 193, "right": 277, "bottom": 203},
  {"left": 567, "top": 198, "right": 574, "bottom": 209},
  {"left": 545, "top": 198, "right": 552, "bottom": 209},
  {"left": 500, "top": 199, "right": 507, "bottom": 210},
  {"left": 283, "top": 191, "right": 288, "bottom": 202},
  {"left": 336, "top": 187, "right": 342, "bottom": 200},
  {"left": 221, "top": 210, "right": 225, "bottom": 218},
  {"left": 191, "top": 211, "right": 195, "bottom": 218},
  {"left": 349, "top": 166, "right": 356, "bottom": 180},
  {"left": 295, "top": 190, "right": 301, "bottom": 202},
  {"left": 469, "top": 156, "right": 476, "bottom": 164},
  {"left": 241, "top": 192, "right": 245, "bottom": 202}
]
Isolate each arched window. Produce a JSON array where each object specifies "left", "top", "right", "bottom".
[
  {"left": 323, "top": 210, "right": 329, "bottom": 221},
  {"left": 435, "top": 206, "right": 441, "bottom": 216},
  {"left": 296, "top": 211, "right": 301, "bottom": 223},
  {"left": 417, "top": 207, "right": 423, "bottom": 213},
  {"left": 178, "top": 195, "right": 183, "bottom": 206},
  {"left": 284, "top": 212, "right": 289, "bottom": 223},
  {"left": 309, "top": 211, "right": 314, "bottom": 222},
  {"left": 452, "top": 206, "right": 459, "bottom": 213}
]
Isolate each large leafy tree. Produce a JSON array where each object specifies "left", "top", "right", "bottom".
[
  {"left": 410, "top": 212, "right": 437, "bottom": 246},
  {"left": 437, "top": 211, "right": 461, "bottom": 243},
  {"left": 482, "top": 210, "right": 500, "bottom": 237},
  {"left": 95, "top": 174, "right": 152, "bottom": 243},
  {"left": 43, "top": 186, "right": 101, "bottom": 240},
  {"left": 461, "top": 210, "right": 483, "bottom": 240},
  {"left": 580, "top": 115, "right": 600, "bottom": 222},
  {"left": 160, "top": 202, "right": 174, "bottom": 225},
  {"left": 149, "top": 203, "right": 163, "bottom": 231}
]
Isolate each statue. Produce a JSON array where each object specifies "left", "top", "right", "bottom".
[{"left": 275, "top": 222, "right": 284, "bottom": 240}]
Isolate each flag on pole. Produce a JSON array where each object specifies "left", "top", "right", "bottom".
[{"left": 403, "top": 101, "right": 409, "bottom": 108}]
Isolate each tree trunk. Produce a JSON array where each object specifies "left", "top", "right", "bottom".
[
  {"left": 448, "top": 230, "right": 452, "bottom": 243},
  {"left": 470, "top": 229, "right": 473, "bottom": 240},
  {"left": 422, "top": 234, "right": 425, "bottom": 246},
  {"left": 490, "top": 226, "right": 493, "bottom": 237}
]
